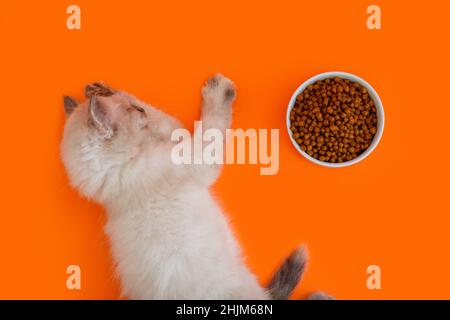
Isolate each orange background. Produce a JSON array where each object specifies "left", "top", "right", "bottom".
[{"left": 0, "top": 0, "right": 449, "bottom": 299}]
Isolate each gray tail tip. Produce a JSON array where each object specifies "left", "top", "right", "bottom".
[
  {"left": 267, "top": 244, "right": 308, "bottom": 300},
  {"left": 292, "top": 245, "right": 308, "bottom": 264},
  {"left": 287, "top": 245, "right": 308, "bottom": 274}
]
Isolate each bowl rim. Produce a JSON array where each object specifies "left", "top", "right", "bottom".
[{"left": 286, "top": 71, "right": 385, "bottom": 168}]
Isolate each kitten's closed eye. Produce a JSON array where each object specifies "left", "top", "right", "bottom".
[
  {"left": 132, "top": 104, "right": 146, "bottom": 113},
  {"left": 126, "top": 104, "right": 146, "bottom": 117}
]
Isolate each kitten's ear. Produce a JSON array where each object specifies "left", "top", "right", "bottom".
[
  {"left": 63, "top": 96, "right": 78, "bottom": 116},
  {"left": 89, "top": 95, "right": 116, "bottom": 137}
]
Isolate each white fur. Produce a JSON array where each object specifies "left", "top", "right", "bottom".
[{"left": 61, "top": 75, "right": 269, "bottom": 299}]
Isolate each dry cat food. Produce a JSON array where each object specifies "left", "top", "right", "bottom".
[{"left": 289, "top": 77, "right": 377, "bottom": 163}]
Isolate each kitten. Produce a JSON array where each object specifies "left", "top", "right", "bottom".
[{"left": 61, "top": 74, "right": 331, "bottom": 299}]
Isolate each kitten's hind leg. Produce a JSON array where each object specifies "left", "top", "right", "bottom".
[{"left": 307, "top": 291, "right": 336, "bottom": 300}]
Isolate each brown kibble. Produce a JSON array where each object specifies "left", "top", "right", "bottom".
[{"left": 290, "top": 77, "right": 377, "bottom": 163}]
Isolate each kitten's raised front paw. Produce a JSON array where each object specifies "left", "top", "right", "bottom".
[
  {"left": 85, "top": 82, "right": 115, "bottom": 98},
  {"left": 202, "top": 74, "right": 236, "bottom": 105}
]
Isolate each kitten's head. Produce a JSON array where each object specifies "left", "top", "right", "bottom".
[{"left": 61, "top": 92, "right": 151, "bottom": 202}]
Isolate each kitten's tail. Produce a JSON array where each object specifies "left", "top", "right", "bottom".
[{"left": 266, "top": 245, "right": 307, "bottom": 300}]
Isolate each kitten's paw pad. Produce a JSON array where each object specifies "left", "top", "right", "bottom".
[
  {"left": 85, "top": 82, "right": 115, "bottom": 98},
  {"left": 307, "top": 291, "right": 336, "bottom": 300},
  {"left": 202, "top": 74, "right": 236, "bottom": 104}
]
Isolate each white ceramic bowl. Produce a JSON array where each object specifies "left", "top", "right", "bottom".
[{"left": 286, "top": 71, "right": 385, "bottom": 168}]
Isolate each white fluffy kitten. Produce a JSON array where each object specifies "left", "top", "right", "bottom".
[{"left": 61, "top": 75, "right": 329, "bottom": 300}]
